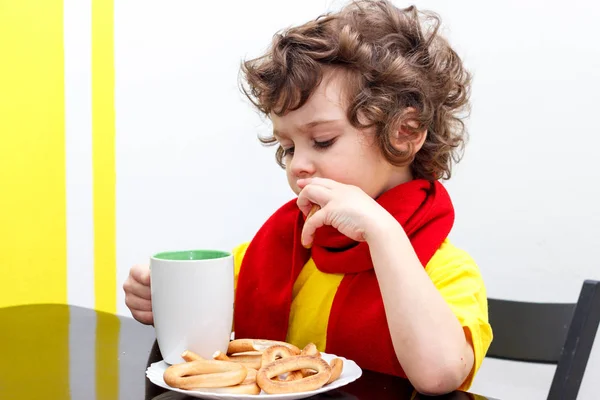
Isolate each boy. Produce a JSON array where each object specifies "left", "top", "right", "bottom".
[{"left": 124, "top": 0, "right": 492, "bottom": 395}]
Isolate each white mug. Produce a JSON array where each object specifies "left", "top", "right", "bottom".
[{"left": 150, "top": 249, "right": 234, "bottom": 364}]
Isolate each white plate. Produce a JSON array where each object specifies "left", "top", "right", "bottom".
[{"left": 146, "top": 352, "right": 362, "bottom": 400}]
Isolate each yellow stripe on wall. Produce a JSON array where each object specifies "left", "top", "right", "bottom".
[
  {"left": 92, "top": 0, "right": 117, "bottom": 314},
  {"left": 0, "top": 0, "right": 67, "bottom": 307}
]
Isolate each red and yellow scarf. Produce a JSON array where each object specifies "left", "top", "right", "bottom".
[{"left": 234, "top": 179, "right": 454, "bottom": 376}]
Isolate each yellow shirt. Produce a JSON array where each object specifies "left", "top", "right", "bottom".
[{"left": 232, "top": 239, "right": 492, "bottom": 390}]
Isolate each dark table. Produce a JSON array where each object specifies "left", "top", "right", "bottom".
[{"left": 0, "top": 305, "right": 498, "bottom": 399}]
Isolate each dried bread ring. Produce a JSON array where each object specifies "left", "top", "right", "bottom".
[
  {"left": 231, "top": 351, "right": 262, "bottom": 357},
  {"left": 241, "top": 367, "right": 257, "bottom": 384},
  {"left": 326, "top": 358, "right": 343, "bottom": 384},
  {"left": 228, "top": 339, "right": 300, "bottom": 355},
  {"left": 304, "top": 204, "right": 321, "bottom": 249},
  {"left": 300, "top": 343, "right": 320, "bottom": 357},
  {"left": 212, "top": 350, "right": 229, "bottom": 362},
  {"left": 181, "top": 366, "right": 259, "bottom": 394},
  {"left": 213, "top": 350, "right": 262, "bottom": 370},
  {"left": 307, "top": 204, "right": 320, "bottom": 219},
  {"left": 163, "top": 359, "right": 247, "bottom": 390},
  {"left": 300, "top": 343, "right": 320, "bottom": 377},
  {"left": 257, "top": 355, "right": 331, "bottom": 394},
  {"left": 261, "top": 345, "right": 303, "bottom": 382},
  {"left": 261, "top": 345, "right": 295, "bottom": 366},
  {"left": 181, "top": 350, "right": 203, "bottom": 362}
]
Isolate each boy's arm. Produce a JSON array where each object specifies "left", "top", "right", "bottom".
[
  {"left": 296, "top": 177, "right": 491, "bottom": 394},
  {"left": 367, "top": 221, "right": 475, "bottom": 395}
]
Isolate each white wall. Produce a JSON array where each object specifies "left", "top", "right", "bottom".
[{"left": 113, "top": 1, "right": 600, "bottom": 399}]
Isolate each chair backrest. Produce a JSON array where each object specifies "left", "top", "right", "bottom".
[{"left": 486, "top": 279, "right": 600, "bottom": 400}]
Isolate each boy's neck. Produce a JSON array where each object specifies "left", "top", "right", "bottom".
[{"left": 378, "top": 167, "right": 414, "bottom": 197}]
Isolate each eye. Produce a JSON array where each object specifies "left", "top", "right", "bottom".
[
  {"left": 313, "top": 138, "right": 336, "bottom": 150},
  {"left": 282, "top": 146, "right": 295, "bottom": 156}
]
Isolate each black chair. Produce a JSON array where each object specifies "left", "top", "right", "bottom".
[{"left": 486, "top": 279, "right": 600, "bottom": 400}]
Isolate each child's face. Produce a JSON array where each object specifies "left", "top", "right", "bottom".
[{"left": 271, "top": 70, "right": 413, "bottom": 198}]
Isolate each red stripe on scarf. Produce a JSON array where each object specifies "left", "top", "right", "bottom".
[{"left": 234, "top": 179, "right": 454, "bottom": 376}]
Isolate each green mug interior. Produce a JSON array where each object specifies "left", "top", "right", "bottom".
[{"left": 152, "top": 249, "right": 231, "bottom": 261}]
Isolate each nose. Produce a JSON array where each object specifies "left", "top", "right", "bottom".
[{"left": 289, "top": 147, "right": 315, "bottom": 179}]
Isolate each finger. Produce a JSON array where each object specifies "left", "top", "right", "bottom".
[
  {"left": 132, "top": 310, "right": 154, "bottom": 325},
  {"left": 302, "top": 208, "right": 326, "bottom": 248},
  {"left": 309, "top": 177, "right": 339, "bottom": 189},
  {"left": 297, "top": 177, "right": 338, "bottom": 190},
  {"left": 297, "top": 184, "right": 331, "bottom": 216},
  {"left": 125, "top": 293, "right": 153, "bottom": 312},
  {"left": 123, "top": 276, "right": 152, "bottom": 300},
  {"left": 130, "top": 264, "right": 151, "bottom": 286}
]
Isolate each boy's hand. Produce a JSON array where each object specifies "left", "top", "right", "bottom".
[
  {"left": 123, "top": 264, "right": 154, "bottom": 325},
  {"left": 297, "top": 177, "right": 397, "bottom": 248}
]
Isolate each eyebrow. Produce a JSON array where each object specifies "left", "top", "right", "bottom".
[{"left": 273, "top": 119, "right": 344, "bottom": 137}]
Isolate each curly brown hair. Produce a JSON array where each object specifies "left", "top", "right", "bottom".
[{"left": 240, "top": 0, "right": 471, "bottom": 181}]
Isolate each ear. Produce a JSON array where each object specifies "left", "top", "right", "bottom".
[{"left": 390, "top": 121, "right": 427, "bottom": 154}]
